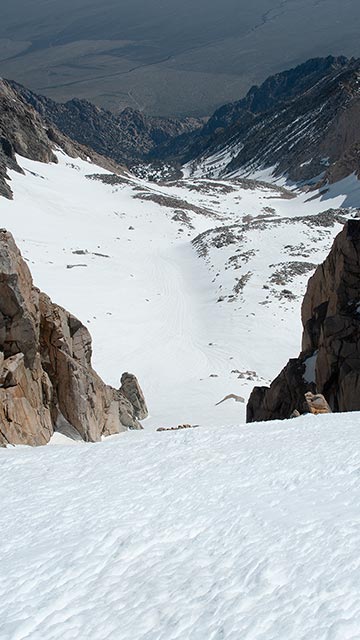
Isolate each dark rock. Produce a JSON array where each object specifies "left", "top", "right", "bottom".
[
  {"left": 0, "top": 78, "right": 132, "bottom": 199},
  {"left": 246, "top": 359, "right": 313, "bottom": 422},
  {"left": 119, "top": 372, "right": 148, "bottom": 421},
  {"left": 247, "top": 221, "right": 360, "bottom": 421},
  {"left": 9, "top": 81, "right": 203, "bottom": 168}
]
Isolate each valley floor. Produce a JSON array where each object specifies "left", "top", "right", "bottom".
[
  {"left": 1, "top": 152, "right": 354, "bottom": 429},
  {"left": 1, "top": 414, "right": 360, "bottom": 639},
  {"left": 2, "top": 152, "right": 360, "bottom": 639}
]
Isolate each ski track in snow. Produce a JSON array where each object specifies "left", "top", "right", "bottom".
[{"left": 1, "top": 415, "right": 360, "bottom": 639}]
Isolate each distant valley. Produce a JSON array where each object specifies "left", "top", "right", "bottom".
[
  {"left": 11, "top": 55, "right": 360, "bottom": 193},
  {"left": 1, "top": 0, "right": 360, "bottom": 116}
]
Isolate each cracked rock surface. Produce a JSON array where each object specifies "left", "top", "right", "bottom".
[{"left": 0, "top": 230, "right": 147, "bottom": 446}]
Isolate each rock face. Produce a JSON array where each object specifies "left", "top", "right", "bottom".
[
  {"left": 247, "top": 220, "right": 360, "bottom": 421},
  {"left": 0, "top": 78, "right": 129, "bottom": 200},
  {"left": 119, "top": 372, "right": 148, "bottom": 421},
  {"left": 153, "top": 56, "right": 350, "bottom": 168},
  {"left": 155, "top": 55, "right": 360, "bottom": 187},
  {"left": 0, "top": 230, "right": 147, "bottom": 446},
  {"left": 9, "top": 81, "right": 203, "bottom": 168}
]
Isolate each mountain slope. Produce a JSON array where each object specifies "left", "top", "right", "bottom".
[
  {"left": 0, "top": 77, "right": 126, "bottom": 198},
  {"left": 185, "top": 57, "right": 360, "bottom": 186},
  {"left": 155, "top": 56, "right": 349, "bottom": 160},
  {"left": 8, "top": 80, "right": 203, "bottom": 166}
]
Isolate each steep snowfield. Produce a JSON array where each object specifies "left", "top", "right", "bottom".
[
  {"left": 1, "top": 152, "right": 355, "bottom": 428},
  {"left": 1, "top": 414, "right": 360, "bottom": 639},
  {"left": 2, "top": 142, "right": 360, "bottom": 640}
]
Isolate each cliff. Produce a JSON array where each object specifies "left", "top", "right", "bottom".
[
  {"left": 0, "top": 230, "right": 147, "bottom": 446},
  {"left": 247, "top": 220, "right": 360, "bottom": 421}
]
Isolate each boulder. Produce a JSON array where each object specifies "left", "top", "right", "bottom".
[
  {"left": 119, "top": 372, "right": 148, "bottom": 420},
  {"left": 304, "top": 392, "right": 332, "bottom": 414}
]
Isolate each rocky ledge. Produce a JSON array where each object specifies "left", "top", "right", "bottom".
[
  {"left": 247, "top": 220, "right": 360, "bottom": 421},
  {"left": 0, "top": 230, "right": 147, "bottom": 446}
]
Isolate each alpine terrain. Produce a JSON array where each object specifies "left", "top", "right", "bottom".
[{"left": 1, "top": 49, "right": 360, "bottom": 639}]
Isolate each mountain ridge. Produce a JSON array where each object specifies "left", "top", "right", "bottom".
[
  {"left": 11, "top": 54, "right": 360, "bottom": 190},
  {"left": 7, "top": 79, "right": 203, "bottom": 167},
  {"left": 154, "top": 55, "right": 351, "bottom": 161},
  {"left": 183, "top": 56, "right": 360, "bottom": 187},
  {"left": 0, "top": 77, "right": 129, "bottom": 198}
]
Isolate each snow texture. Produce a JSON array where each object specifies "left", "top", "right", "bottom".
[
  {"left": 1, "top": 147, "right": 360, "bottom": 640},
  {"left": 1, "top": 414, "right": 360, "bottom": 639}
]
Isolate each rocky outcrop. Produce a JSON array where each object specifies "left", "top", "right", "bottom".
[
  {"left": 0, "top": 230, "right": 147, "bottom": 446},
  {"left": 155, "top": 55, "right": 360, "bottom": 187},
  {"left": 0, "top": 78, "right": 129, "bottom": 199},
  {"left": 8, "top": 81, "right": 203, "bottom": 168},
  {"left": 247, "top": 220, "right": 360, "bottom": 421},
  {"left": 119, "top": 372, "right": 148, "bottom": 421},
  {"left": 246, "top": 359, "right": 313, "bottom": 423},
  {"left": 152, "top": 56, "right": 352, "bottom": 170}
]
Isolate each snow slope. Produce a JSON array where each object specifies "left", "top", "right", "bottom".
[
  {"left": 1, "top": 151, "right": 355, "bottom": 428},
  {"left": 1, "top": 413, "right": 360, "bottom": 639}
]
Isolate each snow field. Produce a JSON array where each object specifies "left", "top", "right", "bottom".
[
  {"left": 1, "top": 414, "right": 360, "bottom": 639},
  {"left": 0, "top": 152, "right": 354, "bottom": 428},
  {"left": 2, "top": 148, "right": 360, "bottom": 640}
]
